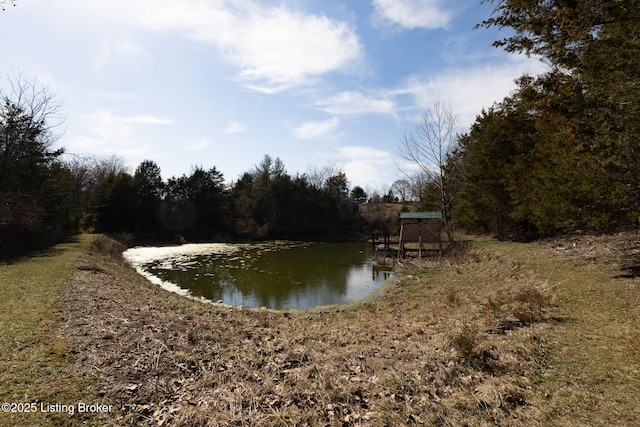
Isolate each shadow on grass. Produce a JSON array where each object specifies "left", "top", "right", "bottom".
[
  {"left": 614, "top": 265, "right": 640, "bottom": 278},
  {"left": 1, "top": 234, "right": 82, "bottom": 264}
]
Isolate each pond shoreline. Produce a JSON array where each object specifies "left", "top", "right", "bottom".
[
  {"left": 7, "top": 233, "right": 638, "bottom": 425},
  {"left": 122, "top": 240, "right": 394, "bottom": 310},
  {"left": 107, "top": 230, "right": 370, "bottom": 250},
  {"left": 59, "top": 234, "right": 557, "bottom": 425}
]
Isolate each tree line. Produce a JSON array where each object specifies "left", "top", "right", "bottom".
[
  {"left": 446, "top": 0, "right": 640, "bottom": 239},
  {"left": 0, "top": 77, "right": 366, "bottom": 258},
  {"left": 3, "top": 0, "right": 638, "bottom": 256},
  {"left": 84, "top": 154, "right": 364, "bottom": 242}
]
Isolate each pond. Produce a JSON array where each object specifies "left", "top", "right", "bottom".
[{"left": 123, "top": 241, "right": 395, "bottom": 310}]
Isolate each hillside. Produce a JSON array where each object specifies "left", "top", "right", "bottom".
[{"left": 359, "top": 202, "right": 420, "bottom": 234}]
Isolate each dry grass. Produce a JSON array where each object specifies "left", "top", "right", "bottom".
[
  {"left": 479, "top": 237, "right": 640, "bottom": 426},
  {"left": 53, "top": 238, "right": 557, "bottom": 426},
  {"left": 3, "top": 233, "right": 639, "bottom": 425}
]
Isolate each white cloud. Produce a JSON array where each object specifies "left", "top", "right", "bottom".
[
  {"left": 293, "top": 117, "right": 340, "bottom": 140},
  {"left": 94, "top": 37, "right": 150, "bottom": 71},
  {"left": 336, "top": 146, "right": 398, "bottom": 189},
  {"left": 231, "top": 7, "right": 362, "bottom": 90},
  {"left": 187, "top": 138, "right": 212, "bottom": 150},
  {"left": 68, "top": 110, "right": 173, "bottom": 155},
  {"left": 80, "top": 0, "right": 362, "bottom": 93},
  {"left": 224, "top": 121, "right": 247, "bottom": 134},
  {"left": 125, "top": 114, "right": 174, "bottom": 125},
  {"left": 316, "top": 91, "right": 396, "bottom": 116},
  {"left": 372, "top": 0, "right": 452, "bottom": 30},
  {"left": 340, "top": 146, "right": 392, "bottom": 160},
  {"left": 88, "top": 90, "right": 142, "bottom": 100},
  {"left": 392, "top": 55, "right": 549, "bottom": 127}
]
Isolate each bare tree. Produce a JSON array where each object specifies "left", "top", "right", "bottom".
[
  {"left": 398, "top": 98, "right": 458, "bottom": 240},
  {"left": 305, "top": 162, "right": 344, "bottom": 189},
  {"left": 1, "top": 72, "right": 65, "bottom": 147},
  {"left": 390, "top": 179, "right": 412, "bottom": 202},
  {"left": 1, "top": 74, "right": 65, "bottom": 194}
]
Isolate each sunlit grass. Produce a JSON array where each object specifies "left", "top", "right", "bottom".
[
  {"left": 476, "top": 239, "right": 640, "bottom": 425},
  {"left": 0, "top": 234, "right": 109, "bottom": 426}
]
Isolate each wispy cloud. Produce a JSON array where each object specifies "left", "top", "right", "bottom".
[
  {"left": 292, "top": 117, "right": 340, "bottom": 140},
  {"left": 337, "top": 146, "right": 397, "bottom": 190},
  {"left": 124, "top": 114, "right": 174, "bottom": 125},
  {"left": 392, "top": 55, "right": 549, "bottom": 126},
  {"left": 316, "top": 91, "right": 395, "bottom": 116},
  {"left": 372, "top": 0, "right": 452, "bottom": 30},
  {"left": 68, "top": 110, "right": 173, "bottom": 155},
  {"left": 94, "top": 37, "right": 150, "bottom": 71},
  {"left": 88, "top": 90, "right": 142, "bottom": 100},
  {"left": 187, "top": 138, "right": 211, "bottom": 150},
  {"left": 224, "top": 121, "right": 247, "bottom": 134}
]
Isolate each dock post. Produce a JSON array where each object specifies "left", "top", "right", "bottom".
[{"left": 398, "top": 224, "right": 404, "bottom": 260}]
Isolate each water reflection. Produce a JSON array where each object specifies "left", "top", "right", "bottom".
[{"left": 124, "top": 241, "right": 394, "bottom": 309}]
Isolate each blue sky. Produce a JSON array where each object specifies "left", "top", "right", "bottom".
[{"left": 1, "top": 0, "right": 546, "bottom": 192}]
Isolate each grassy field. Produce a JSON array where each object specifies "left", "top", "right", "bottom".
[
  {"left": 477, "top": 239, "right": 640, "bottom": 426},
  {"left": 0, "top": 234, "right": 111, "bottom": 426},
  {"left": 0, "top": 234, "right": 639, "bottom": 425}
]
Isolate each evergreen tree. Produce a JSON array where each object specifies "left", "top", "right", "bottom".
[
  {"left": 0, "top": 79, "right": 69, "bottom": 256},
  {"left": 94, "top": 172, "right": 137, "bottom": 233},
  {"left": 451, "top": 1, "right": 640, "bottom": 237},
  {"left": 134, "top": 160, "right": 164, "bottom": 233},
  {"left": 350, "top": 186, "right": 367, "bottom": 204},
  {"left": 481, "top": 0, "right": 640, "bottom": 229}
]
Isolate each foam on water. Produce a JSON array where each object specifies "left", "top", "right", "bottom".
[{"left": 122, "top": 243, "right": 239, "bottom": 304}]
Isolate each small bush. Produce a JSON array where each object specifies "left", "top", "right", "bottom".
[
  {"left": 513, "top": 284, "right": 552, "bottom": 323},
  {"left": 89, "top": 235, "right": 127, "bottom": 258},
  {"left": 451, "top": 322, "right": 481, "bottom": 362},
  {"left": 484, "top": 284, "right": 552, "bottom": 328}
]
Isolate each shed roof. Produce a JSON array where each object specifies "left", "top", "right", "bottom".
[{"left": 400, "top": 211, "right": 442, "bottom": 219}]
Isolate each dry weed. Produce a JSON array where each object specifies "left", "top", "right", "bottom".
[
  {"left": 88, "top": 234, "right": 127, "bottom": 258},
  {"left": 513, "top": 283, "right": 552, "bottom": 323},
  {"left": 450, "top": 322, "right": 481, "bottom": 362}
]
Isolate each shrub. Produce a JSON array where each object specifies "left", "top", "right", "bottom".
[
  {"left": 89, "top": 235, "right": 127, "bottom": 258},
  {"left": 484, "top": 283, "right": 552, "bottom": 328},
  {"left": 451, "top": 322, "right": 481, "bottom": 362},
  {"left": 512, "top": 284, "right": 552, "bottom": 323}
]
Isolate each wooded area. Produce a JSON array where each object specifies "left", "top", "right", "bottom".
[
  {"left": 450, "top": 0, "right": 640, "bottom": 238},
  {"left": 0, "top": 75, "right": 380, "bottom": 258},
  {"left": 0, "top": 76, "right": 368, "bottom": 258},
  {"left": 0, "top": 132, "right": 366, "bottom": 258}
]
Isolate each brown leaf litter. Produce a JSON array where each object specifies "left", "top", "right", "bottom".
[{"left": 58, "top": 240, "right": 554, "bottom": 426}]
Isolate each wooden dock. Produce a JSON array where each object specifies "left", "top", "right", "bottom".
[
  {"left": 372, "top": 211, "right": 445, "bottom": 259},
  {"left": 371, "top": 232, "right": 442, "bottom": 259}
]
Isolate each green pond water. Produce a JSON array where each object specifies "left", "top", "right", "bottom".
[{"left": 123, "top": 241, "right": 394, "bottom": 310}]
